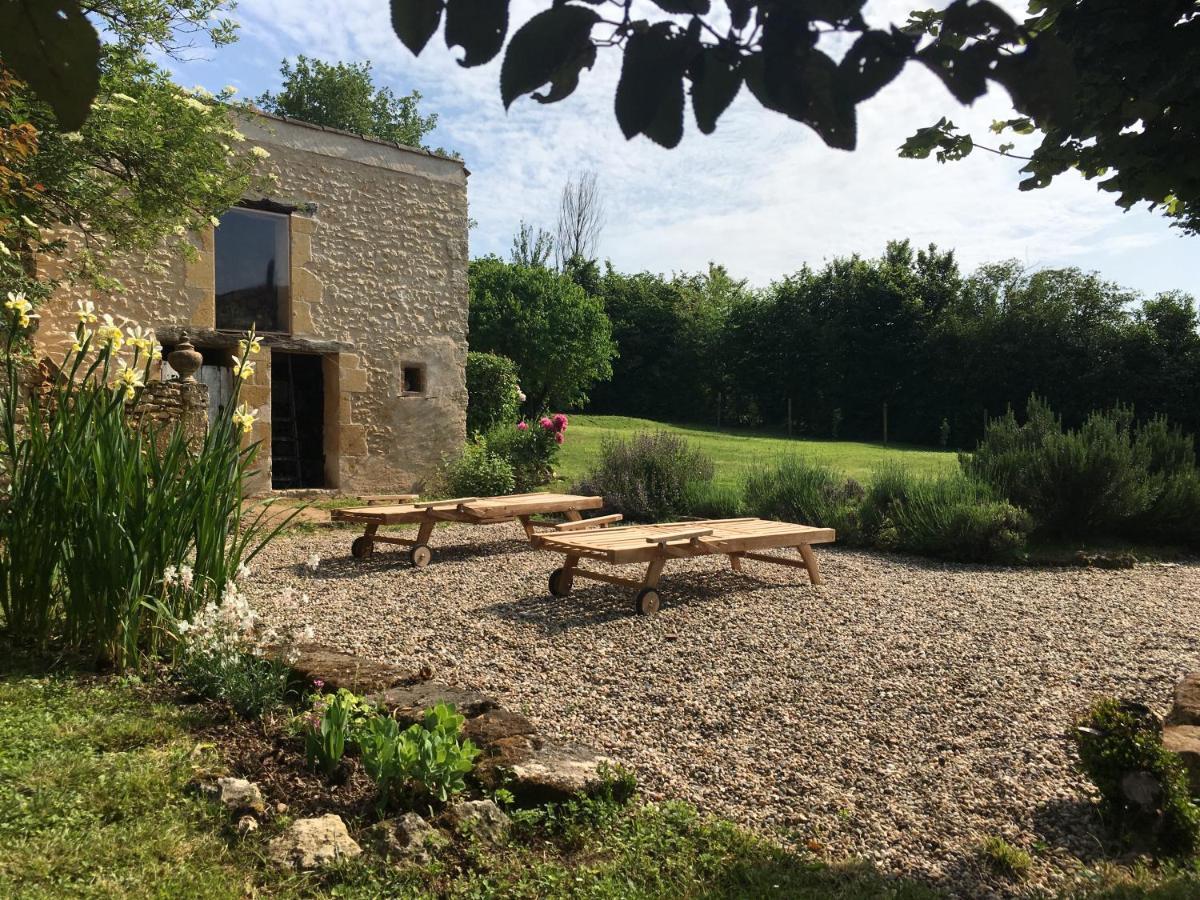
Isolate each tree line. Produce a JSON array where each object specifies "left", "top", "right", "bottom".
[{"left": 470, "top": 240, "right": 1200, "bottom": 450}]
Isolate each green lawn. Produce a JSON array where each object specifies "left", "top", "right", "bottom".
[{"left": 554, "top": 415, "right": 958, "bottom": 490}]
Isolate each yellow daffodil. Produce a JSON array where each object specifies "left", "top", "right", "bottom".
[
  {"left": 231, "top": 403, "right": 258, "bottom": 434},
  {"left": 126, "top": 324, "right": 155, "bottom": 354},
  {"left": 114, "top": 365, "right": 143, "bottom": 400},
  {"left": 75, "top": 299, "right": 98, "bottom": 323},
  {"left": 96, "top": 313, "right": 124, "bottom": 350},
  {"left": 232, "top": 360, "right": 254, "bottom": 380},
  {"left": 5, "top": 291, "right": 34, "bottom": 328},
  {"left": 238, "top": 336, "right": 261, "bottom": 356}
]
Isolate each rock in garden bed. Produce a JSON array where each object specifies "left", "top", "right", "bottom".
[{"left": 268, "top": 814, "right": 362, "bottom": 870}]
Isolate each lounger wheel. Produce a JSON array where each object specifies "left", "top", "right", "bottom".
[
  {"left": 351, "top": 536, "right": 375, "bottom": 559},
  {"left": 548, "top": 567, "right": 573, "bottom": 597},
  {"left": 634, "top": 588, "right": 661, "bottom": 616},
  {"left": 409, "top": 544, "right": 433, "bottom": 568}
]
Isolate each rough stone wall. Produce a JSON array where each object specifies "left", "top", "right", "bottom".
[
  {"left": 126, "top": 380, "right": 210, "bottom": 454},
  {"left": 34, "top": 112, "right": 470, "bottom": 494}
]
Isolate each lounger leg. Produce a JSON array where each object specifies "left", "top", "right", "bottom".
[
  {"left": 415, "top": 520, "right": 435, "bottom": 547},
  {"left": 642, "top": 559, "right": 666, "bottom": 589},
  {"left": 517, "top": 515, "right": 536, "bottom": 541},
  {"left": 351, "top": 523, "right": 379, "bottom": 559},
  {"left": 564, "top": 509, "right": 583, "bottom": 522},
  {"left": 729, "top": 553, "right": 743, "bottom": 573},
  {"left": 797, "top": 544, "right": 822, "bottom": 585}
]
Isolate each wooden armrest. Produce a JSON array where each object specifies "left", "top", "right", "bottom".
[
  {"left": 364, "top": 493, "right": 418, "bottom": 505},
  {"left": 413, "top": 496, "right": 479, "bottom": 509},
  {"left": 555, "top": 513, "right": 623, "bottom": 531},
  {"left": 646, "top": 528, "right": 713, "bottom": 545}
]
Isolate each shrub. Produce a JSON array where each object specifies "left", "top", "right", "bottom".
[
  {"left": 438, "top": 437, "right": 515, "bottom": 498},
  {"left": 863, "top": 466, "right": 1031, "bottom": 562},
  {"left": 357, "top": 702, "right": 481, "bottom": 808},
  {"left": 683, "top": 481, "right": 744, "bottom": 519},
  {"left": 466, "top": 352, "right": 521, "bottom": 436},
  {"left": 0, "top": 310, "right": 287, "bottom": 669},
  {"left": 742, "top": 458, "right": 863, "bottom": 543},
  {"left": 575, "top": 431, "right": 715, "bottom": 522},
  {"left": 485, "top": 413, "right": 568, "bottom": 491},
  {"left": 1073, "top": 698, "right": 1200, "bottom": 854},
  {"left": 964, "top": 397, "right": 1155, "bottom": 538}
]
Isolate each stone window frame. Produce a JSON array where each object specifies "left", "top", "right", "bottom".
[{"left": 399, "top": 363, "right": 427, "bottom": 397}]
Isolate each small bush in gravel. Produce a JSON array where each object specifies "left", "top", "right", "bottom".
[
  {"left": 301, "top": 688, "right": 379, "bottom": 777},
  {"left": 576, "top": 431, "right": 715, "bottom": 522},
  {"left": 980, "top": 836, "right": 1032, "bottom": 879},
  {"left": 863, "top": 466, "right": 1031, "bottom": 562},
  {"left": 438, "top": 437, "right": 515, "bottom": 498},
  {"left": 466, "top": 352, "right": 521, "bottom": 436},
  {"left": 742, "top": 458, "right": 863, "bottom": 543},
  {"left": 1073, "top": 698, "right": 1200, "bottom": 855}
]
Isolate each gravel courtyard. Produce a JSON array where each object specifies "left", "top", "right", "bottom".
[{"left": 245, "top": 523, "right": 1200, "bottom": 897}]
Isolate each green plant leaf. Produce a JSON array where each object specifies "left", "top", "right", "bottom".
[
  {"left": 689, "top": 47, "right": 741, "bottom": 135},
  {"left": 445, "top": 0, "right": 509, "bottom": 66},
  {"left": 500, "top": 5, "right": 600, "bottom": 108},
  {"left": 0, "top": 0, "right": 100, "bottom": 131},
  {"left": 390, "top": 0, "right": 445, "bottom": 55},
  {"left": 839, "top": 29, "right": 913, "bottom": 103},
  {"left": 615, "top": 24, "right": 694, "bottom": 148}
]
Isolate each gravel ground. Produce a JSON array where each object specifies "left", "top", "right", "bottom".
[{"left": 245, "top": 523, "right": 1200, "bottom": 897}]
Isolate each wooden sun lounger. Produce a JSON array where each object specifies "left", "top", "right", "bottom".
[
  {"left": 330, "top": 492, "right": 607, "bottom": 567},
  {"left": 532, "top": 517, "right": 835, "bottom": 615}
]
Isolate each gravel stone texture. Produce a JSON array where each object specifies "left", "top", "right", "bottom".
[{"left": 244, "top": 524, "right": 1200, "bottom": 897}]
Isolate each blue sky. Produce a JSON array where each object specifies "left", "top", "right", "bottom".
[{"left": 164, "top": 0, "right": 1199, "bottom": 298}]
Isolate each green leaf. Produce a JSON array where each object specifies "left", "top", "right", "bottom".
[
  {"left": 839, "top": 29, "right": 913, "bottom": 103},
  {"left": 0, "top": 0, "right": 100, "bottom": 131},
  {"left": 615, "top": 25, "right": 693, "bottom": 147},
  {"left": 391, "top": 0, "right": 445, "bottom": 55},
  {"left": 445, "top": 0, "right": 508, "bottom": 67},
  {"left": 745, "top": 49, "right": 857, "bottom": 151},
  {"left": 500, "top": 5, "right": 601, "bottom": 108},
  {"left": 689, "top": 47, "right": 741, "bottom": 135}
]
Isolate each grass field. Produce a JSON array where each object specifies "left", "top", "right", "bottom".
[{"left": 553, "top": 415, "right": 959, "bottom": 490}]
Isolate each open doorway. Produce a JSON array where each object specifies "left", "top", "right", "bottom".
[{"left": 272, "top": 352, "right": 325, "bottom": 489}]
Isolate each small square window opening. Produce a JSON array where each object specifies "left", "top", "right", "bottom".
[{"left": 401, "top": 365, "right": 425, "bottom": 395}]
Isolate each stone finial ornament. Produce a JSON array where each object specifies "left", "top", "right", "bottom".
[{"left": 167, "top": 334, "right": 203, "bottom": 382}]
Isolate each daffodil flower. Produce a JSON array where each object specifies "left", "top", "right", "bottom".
[
  {"left": 238, "top": 336, "right": 261, "bottom": 356},
  {"left": 232, "top": 360, "right": 254, "bottom": 380},
  {"left": 126, "top": 324, "right": 155, "bottom": 354},
  {"left": 96, "top": 313, "right": 124, "bottom": 350},
  {"left": 114, "top": 365, "right": 143, "bottom": 400},
  {"left": 231, "top": 403, "right": 258, "bottom": 434},
  {"left": 75, "top": 299, "right": 98, "bottom": 323}
]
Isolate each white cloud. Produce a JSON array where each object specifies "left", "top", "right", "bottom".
[{"left": 177, "top": 0, "right": 1198, "bottom": 295}]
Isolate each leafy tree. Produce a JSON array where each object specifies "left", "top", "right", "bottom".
[
  {"left": 256, "top": 56, "right": 441, "bottom": 151},
  {"left": 509, "top": 220, "right": 554, "bottom": 268},
  {"left": 899, "top": 1, "right": 1199, "bottom": 233},
  {"left": 468, "top": 256, "right": 616, "bottom": 412},
  {"left": 385, "top": 0, "right": 1199, "bottom": 234},
  {"left": 1, "top": 0, "right": 265, "bottom": 293}
]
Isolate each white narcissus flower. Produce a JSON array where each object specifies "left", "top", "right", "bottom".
[
  {"left": 114, "top": 365, "right": 144, "bottom": 400},
  {"left": 232, "top": 360, "right": 254, "bottom": 380},
  {"left": 75, "top": 299, "right": 97, "bottom": 323},
  {"left": 0, "top": 242, "right": 10, "bottom": 256},
  {"left": 231, "top": 403, "right": 258, "bottom": 434},
  {"left": 179, "top": 565, "right": 194, "bottom": 589},
  {"left": 306, "top": 554, "right": 321, "bottom": 572},
  {"left": 96, "top": 313, "right": 124, "bottom": 349},
  {"left": 250, "top": 146, "right": 270, "bottom": 159}
]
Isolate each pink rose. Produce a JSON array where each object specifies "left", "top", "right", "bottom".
[
  {"left": 516, "top": 421, "right": 528, "bottom": 431},
  {"left": 539, "top": 417, "right": 553, "bottom": 430},
  {"left": 552, "top": 413, "right": 568, "bottom": 432},
  {"left": 554, "top": 432, "right": 564, "bottom": 444}
]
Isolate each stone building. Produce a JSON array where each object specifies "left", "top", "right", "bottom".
[{"left": 36, "top": 111, "right": 469, "bottom": 493}]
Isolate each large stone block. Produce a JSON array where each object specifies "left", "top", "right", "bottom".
[{"left": 1167, "top": 673, "right": 1200, "bottom": 727}]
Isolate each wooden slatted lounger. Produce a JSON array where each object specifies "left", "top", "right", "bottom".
[
  {"left": 330, "top": 492, "right": 608, "bottom": 568},
  {"left": 533, "top": 517, "right": 836, "bottom": 615}
]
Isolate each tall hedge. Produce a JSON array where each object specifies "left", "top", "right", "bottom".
[{"left": 466, "top": 352, "right": 520, "bottom": 436}]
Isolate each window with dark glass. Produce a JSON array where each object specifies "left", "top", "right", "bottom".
[{"left": 215, "top": 207, "right": 290, "bottom": 332}]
